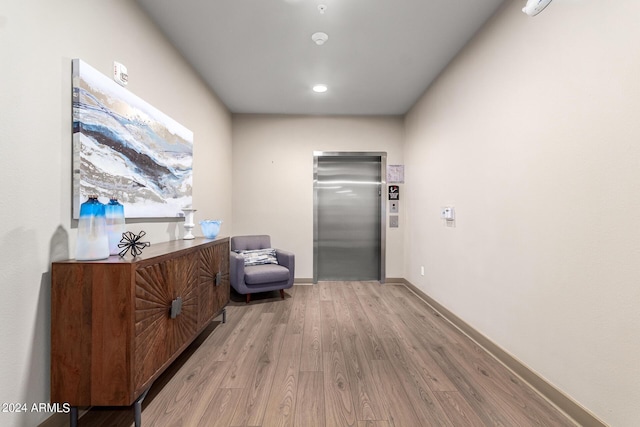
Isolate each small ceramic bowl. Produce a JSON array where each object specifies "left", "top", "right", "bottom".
[{"left": 200, "top": 220, "right": 222, "bottom": 239}]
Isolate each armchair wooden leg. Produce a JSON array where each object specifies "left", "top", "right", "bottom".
[
  {"left": 279, "top": 289, "right": 285, "bottom": 299},
  {"left": 246, "top": 293, "right": 251, "bottom": 304}
]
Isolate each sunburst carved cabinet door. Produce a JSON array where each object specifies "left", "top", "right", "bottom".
[
  {"left": 134, "top": 251, "right": 199, "bottom": 394},
  {"left": 198, "top": 242, "right": 230, "bottom": 326}
]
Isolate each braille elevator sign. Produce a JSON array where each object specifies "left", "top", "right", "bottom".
[{"left": 388, "top": 185, "right": 399, "bottom": 200}]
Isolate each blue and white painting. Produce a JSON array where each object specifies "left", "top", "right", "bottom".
[{"left": 72, "top": 59, "right": 193, "bottom": 218}]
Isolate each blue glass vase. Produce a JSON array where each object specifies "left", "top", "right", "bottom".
[
  {"left": 76, "top": 196, "right": 109, "bottom": 260},
  {"left": 200, "top": 220, "right": 222, "bottom": 239},
  {"left": 105, "top": 198, "right": 126, "bottom": 256}
]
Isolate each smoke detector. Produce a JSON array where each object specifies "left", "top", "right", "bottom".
[
  {"left": 318, "top": 4, "right": 327, "bottom": 14},
  {"left": 311, "top": 32, "right": 328, "bottom": 46}
]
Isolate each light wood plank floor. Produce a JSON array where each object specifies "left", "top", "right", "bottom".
[{"left": 77, "top": 282, "right": 576, "bottom": 426}]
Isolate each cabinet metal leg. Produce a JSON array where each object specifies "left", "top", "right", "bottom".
[
  {"left": 70, "top": 407, "right": 78, "bottom": 427},
  {"left": 222, "top": 307, "right": 227, "bottom": 324},
  {"left": 133, "top": 387, "right": 150, "bottom": 427}
]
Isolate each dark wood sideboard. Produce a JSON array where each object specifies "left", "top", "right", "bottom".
[{"left": 50, "top": 237, "right": 230, "bottom": 424}]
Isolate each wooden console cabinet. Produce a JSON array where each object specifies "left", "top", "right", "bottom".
[{"left": 50, "top": 237, "right": 229, "bottom": 410}]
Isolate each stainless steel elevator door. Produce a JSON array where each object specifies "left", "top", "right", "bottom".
[{"left": 314, "top": 154, "right": 385, "bottom": 282}]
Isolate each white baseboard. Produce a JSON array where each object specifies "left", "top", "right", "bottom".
[{"left": 401, "top": 279, "right": 607, "bottom": 427}]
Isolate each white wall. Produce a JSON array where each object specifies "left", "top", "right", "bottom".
[
  {"left": 232, "top": 115, "right": 405, "bottom": 279},
  {"left": 404, "top": 1, "right": 640, "bottom": 425},
  {"left": 0, "top": 1, "right": 232, "bottom": 426}
]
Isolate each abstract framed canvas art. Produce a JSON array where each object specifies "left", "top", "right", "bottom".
[{"left": 72, "top": 59, "right": 193, "bottom": 218}]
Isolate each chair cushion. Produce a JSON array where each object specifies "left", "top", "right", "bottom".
[
  {"left": 244, "top": 264, "right": 290, "bottom": 285},
  {"left": 235, "top": 248, "right": 279, "bottom": 266},
  {"left": 231, "top": 235, "right": 271, "bottom": 251}
]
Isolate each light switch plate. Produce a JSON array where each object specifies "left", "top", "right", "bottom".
[
  {"left": 440, "top": 206, "right": 455, "bottom": 220},
  {"left": 113, "top": 61, "right": 128, "bottom": 86},
  {"left": 389, "top": 215, "right": 399, "bottom": 228}
]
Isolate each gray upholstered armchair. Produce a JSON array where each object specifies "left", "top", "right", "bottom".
[{"left": 230, "top": 235, "right": 295, "bottom": 303}]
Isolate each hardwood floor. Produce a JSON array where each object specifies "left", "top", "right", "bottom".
[{"left": 76, "top": 282, "right": 576, "bottom": 426}]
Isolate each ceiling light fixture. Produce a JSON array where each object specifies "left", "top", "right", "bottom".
[
  {"left": 311, "top": 32, "right": 328, "bottom": 46},
  {"left": 312, "top": 84, "right": 328, "bottom": 93},
  {"left": 522, "top": 0, "right": 553, "bottom": 16}
]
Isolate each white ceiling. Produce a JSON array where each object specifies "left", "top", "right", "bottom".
[{"left": 135, "top": 0, "right": 506, "bottom": 116}]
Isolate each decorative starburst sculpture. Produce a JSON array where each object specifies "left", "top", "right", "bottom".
[{"left": 118, "top": 231, "right": 151, "bottom": 258}]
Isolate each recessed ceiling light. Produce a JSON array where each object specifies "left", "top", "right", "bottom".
[
  {"left": 312, "top": 84, "right": 328, "bottom": 93},
  {"left": 311, "top": 32, "right": 328, "bottom": 46}
]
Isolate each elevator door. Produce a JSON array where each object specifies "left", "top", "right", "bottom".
[{"left": 314, "top": 153, "right": 385, "bottom": 282}]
